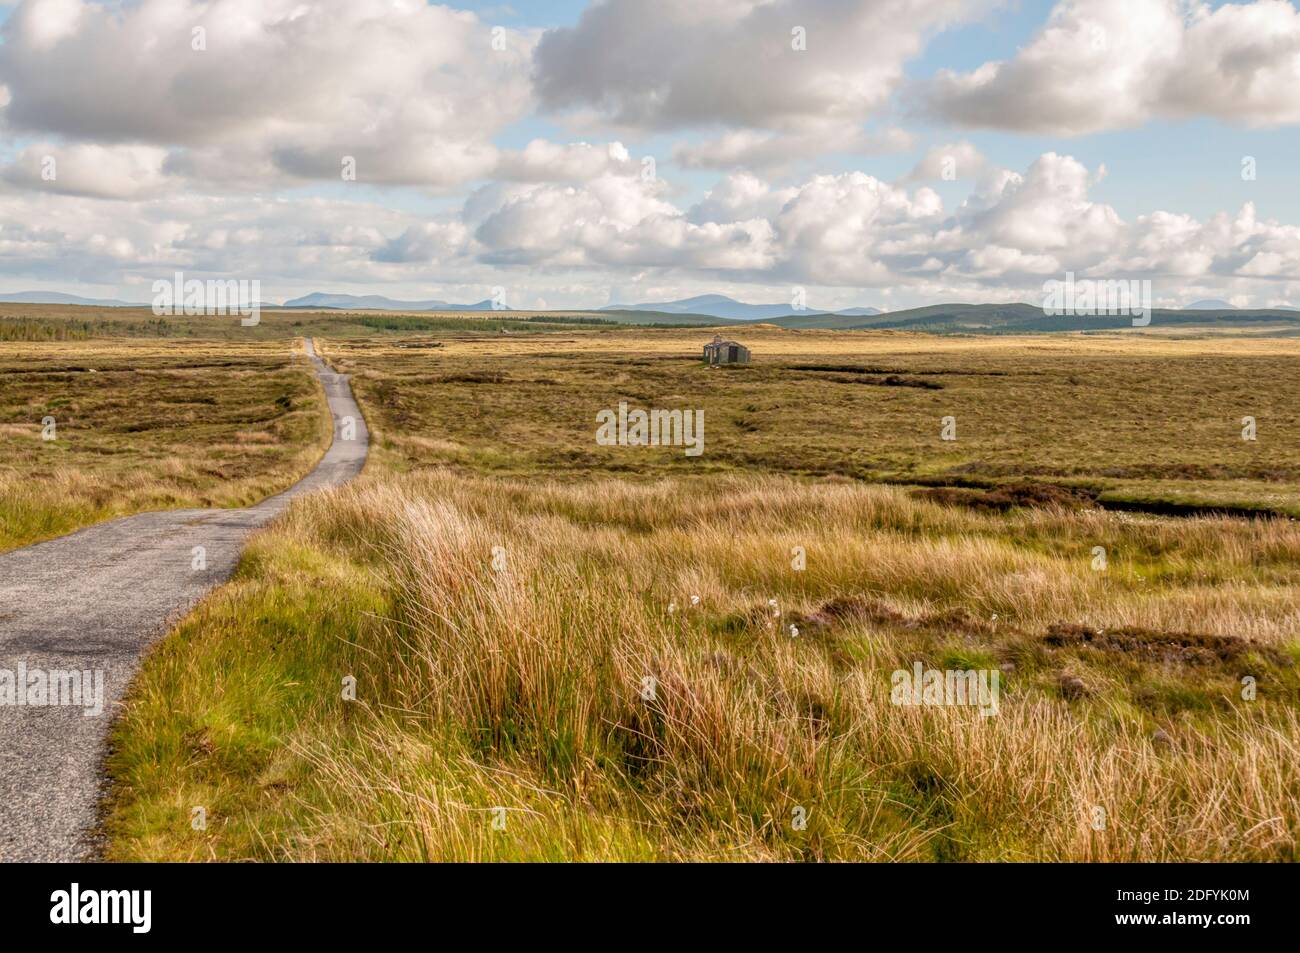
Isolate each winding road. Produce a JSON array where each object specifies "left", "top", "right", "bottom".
[{"left": 0, "top": 339, "right": 368, "bottom": 861}]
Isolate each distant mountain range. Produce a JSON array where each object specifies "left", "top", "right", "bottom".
[
  {"left": 283, "top": 292, "right": 886, "bottom": 320},
  {"left": 279, "top": 292, "right": 497, "bottom": 311},
  {"left": 603, "top": 301, "right": 1300, "bottom": 332},
  {"left": 1181, "top": 298, "right": 1299, "bottom": 311},
  {"left": 0, "top": 291, "right": 137, "bottom": 307},
  {"left": 762, "top": 302, "right": 1300, "bottom": 333},
  {"left": 602, "top": 294, "right": 881, "bottom": 321},
  {"left": 4, "top": 290, "right": 1300, "bottom": 334},
  {"left": 0, "top": 290, "right": 500, "bottom": 311}
]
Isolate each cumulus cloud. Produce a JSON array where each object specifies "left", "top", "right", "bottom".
[
  {"left": 675, "top": 127, "right": 914, "bottom": 173},
  {"left": 468, "top": 172, "right": 779, "bottom": 272},
  {"left": 923, "top": 0, "right": 1300, "bottom": 134},
  {"left": 773, "top": 172, "right": 943, "bottom": 284},
  {"left": 439, "top": 151, "right": 1300, "bottom": 300},
  {"left": 1, "top": 0, "right": 1299, "bottom": 309},
  {"left": 5, "top": 148, "right": 1300, "bottom": 307},
  {"left": 492, "top": 140, "right": 640, "bottom": 183},
  {"left": 0, "top": 186, "right": 413, "bottom": 290},
  {"left": 2, "top": 143, "right": 170, "bottom": 199},
  {"left": 373, "top": 221, "right": 474, "bottom": 265},
  {"left": 0, "top": 0, "right": 536, "bottom": 187},
  {"left": 686, "top": 172, "right": 798, "bottom": 225},
  {"left": 534, "top": 0, "right": 991, "bottom": 147},
  {"left": 961, "top": 154, "right": 1119, "bottom": 259}
]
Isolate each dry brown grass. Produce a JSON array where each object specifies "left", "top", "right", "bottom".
[
  {"left": 71, "top": 325, "right": 1300, "bottom": 861},
  {"left": 0, "top": 338, "right": 332, "bottom": 550},
  {"left": 104, "top": 470, "right": 1300, "bottom": 861},
  {"left": 318, "top": 328, "right": 1300, "bottom": 516}
]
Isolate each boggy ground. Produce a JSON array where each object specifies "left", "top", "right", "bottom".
[
  {"left": 322, "top": 327, "right": 1300, "bottom": 517},
  {"left": 99, "top": 327, "right": 1300, "bottom": 861},
  {"left": 0, "top": 338, "right": 332, "bottom": 552}
]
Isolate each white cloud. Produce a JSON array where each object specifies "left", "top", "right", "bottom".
[
  {"left": 923, "top": 0, "right": 1300, "bottom": 134},
  {"left": 686, "top": 172, "right": 798, "bottom": 225},
  {"left": 492, "top": 140, "right": 639, "bottom": 183},
  {"left": 5, "top": 150, "right": 1300, "bottom": 307},
  {"left": 1162, "top": 0, "right": 1300, "bottom": 126},
  {"left": 374, "top": 221, "right": 474, "bottom": 265},
  {"left": 2, "top": 143, "right": 170, "bottom": 199},
  {"left": 675, "top": 127, "right": 913, "bottom": 173},
  {"left": 17, "top": 0, "right": 84, "bottom": 51},
  {"left": 468, "top": 172, "right": 778, "bottom": 271},
  {"left": 773, "top": 172, "right": 943, "bottom": 284},
  {"left": 460, "top": 151, "right": 1300, "bottom": 301},
  {"left": 0, "top": 0, "right": 1298, "bottom": 310},
  {"left": 534, "top": 0, "right": 992, "bottom": 147},
  {"left": 962, "top": 154, "right": 1120, "bottom": 258},
  {"left": 0, "top": 0, "right": 536, "bottom": 187}
]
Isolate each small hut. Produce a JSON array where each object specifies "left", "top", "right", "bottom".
[{"left": 702, "top": 333, "right": 750, "bottom": 365}]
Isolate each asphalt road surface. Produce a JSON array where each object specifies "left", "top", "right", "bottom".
[{"left": 0, "top": 338, "right": 368, "bottom": 861}]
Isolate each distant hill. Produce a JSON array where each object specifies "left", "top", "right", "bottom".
[
  {"left": 281, "top": 292, "right": 496, "bottom": 311},
  {"left": 7, "top": 290, "right": 1300, "bottom": 334},
  {"left": 0, "top": 291, "right": 136, "bottom": 307},
  {"left": 604, "top": 301, "right": 1300, "bottom": 332},
  {"left": 768, "top": 311, "right": 896, "bottom": 330},
  {"left": 1184, "top": 299, "right": 1235, "bottom": 310},
  {"left": 595, "top": 309, "right": 747, "bottom": 327},
  {"left": 174, "top": 295, "right": 1300, "bottom": 331},
  {"left": 603, "top": 294, "right": 880, "bottom": 322},
  {"left": 765, "top": 302, "right": 1300, "bottom": 333}
]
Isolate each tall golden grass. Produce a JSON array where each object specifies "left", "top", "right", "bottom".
[{"left": 107, "top": 470, "right": 1300, "bottom": 861}]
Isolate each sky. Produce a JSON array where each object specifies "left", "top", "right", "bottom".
[{"left": 0, "top": 0, "right": 1298, "bottom": 310}]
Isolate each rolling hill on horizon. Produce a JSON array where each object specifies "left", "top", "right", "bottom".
[
  {"left": 0, "top": 291, "right": 138, "bottom": 307},
  {"left": 3, "top": 291, "right": 1300, "bottom": 335},
  {"left": 764, "top": 302, "right": 1300, "bottom": 333},
  {"left": 280, "top": 292, "right": 498, "bottom": 311},
  {"left": 601, "top": 293, "right": 882, "bottom": 321},
  {"left": 601, "top": 301, "right": 1300, "bottom": 333}
]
